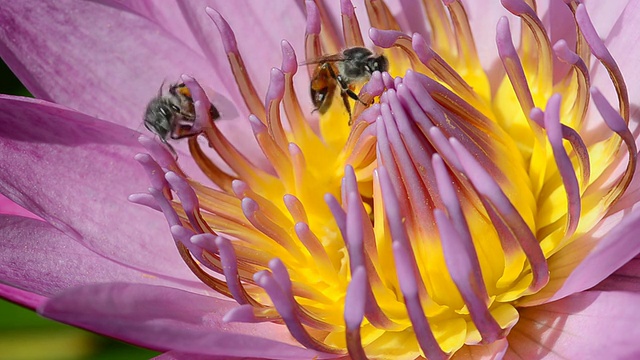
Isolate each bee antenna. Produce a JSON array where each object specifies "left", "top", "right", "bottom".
[
  {"left": 159, "top": 136, "right": 177, "bottom": 156},
  {"left": 157, "top": 79, "right": 167, "bottom": 96}
]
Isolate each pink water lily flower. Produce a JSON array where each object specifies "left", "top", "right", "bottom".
[{"left": 2, "top": 0, "right": 640, "bottom": 359}]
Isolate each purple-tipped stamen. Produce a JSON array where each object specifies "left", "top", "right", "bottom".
[
  {"left": 344, "top": 266, "right": 368, "bottom": 360},
  {"left": 576, "top": 4, "right": 629, "bottom": 121},
  {"left": 254, "top": 270, "right": 345, "bottom": 354},
  {"left": 206, "top": 7, "right": 266, "bottom": 121},
  {"left": 340, "top": 0, "right": 364, "bottom": 47},
  {"left": 449, "top": 138, "right": 550, "bottom": 292},
  {"left": 389, "top": 238, "right": 447, "bottom": 360},
  {"left": 540, "top": 94, "right": 582, "bottom": 238},
  {"left": 433, "top": 155, "right": 503, "bottom": 343},
  {"left": 553, "top": 39, "right": 590, "bottom": 123},
  {"left": 590, "top": 87, "right": 638, "bottom": 206}
]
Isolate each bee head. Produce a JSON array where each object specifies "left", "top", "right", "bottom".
[
  {"left": 144, "top": 97, "right": 177, "bottom": 139},
  {"left": 368, "top": 55, "right": 389, "bottom": 73}
]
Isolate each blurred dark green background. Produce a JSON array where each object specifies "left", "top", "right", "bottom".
[{"left": 1, "top": 59, "right": 159, "bottom": 359}]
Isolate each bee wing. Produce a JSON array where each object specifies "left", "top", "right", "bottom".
[
  {"left": 299, "top": 53, "right": 346, "bottom": 66},
  {"left": 201, "top": 85, "right": 240, "bottom": 121}
]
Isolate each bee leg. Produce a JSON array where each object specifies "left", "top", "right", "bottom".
[
  {"left": 171, "top": 125, "right": 202, "bottom": 140},
  {"left": 332, "top": 74, "right": 362, "bottom": 103},
  {"left": 340, "top": 91, "right": 353, "bottom": 125},
  {"left": 345, "top": 88, "right": 368, "bottom": 105},
  {"left": 159, "top": 137, "right": 177, "bottom": 156}
]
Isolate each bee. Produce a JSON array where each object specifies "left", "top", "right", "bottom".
[
  {"left": 308, "top": 47, "right": 388, "bottom": 124},
  {"left": 144, "top": 82, "right": 220, "bottom": 153}
]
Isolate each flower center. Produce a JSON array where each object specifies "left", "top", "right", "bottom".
[{"left": 133, "top": 0, "right": 634, "bottom": 359}]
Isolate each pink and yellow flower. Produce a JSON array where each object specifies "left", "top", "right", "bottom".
[{"left": 1, "top": 1, "right": 640, "bottom": 359}]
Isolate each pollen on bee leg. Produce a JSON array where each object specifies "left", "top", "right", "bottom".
[
  {"left": 206, "top": 7, "right": 266, "bottom": 122},
  {"left": 169, "top": 78, "right": 238, "bottom": 192}
]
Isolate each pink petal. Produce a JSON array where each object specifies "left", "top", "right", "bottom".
[
  {"left": 584, "top": 0, "right": 631, "bottom": 44},
  {"left": 0, "top": 193, "right": 40, "bottom": 219},
  {"left": 0, "top": 96, "right": 195, "bottom": 281},
  {"left": 177, "top": 1, "right": 307, "bottom": 113},
  {"left": 462, "top": 1, "right": 513, "bottom": 72},
  {"left": 0, "top": 1, "right": 216, "bottom": 129},
  {"left": 89, "top": 1, "right": 202, "bottom": 53},
  {"left": 153, "top": 352, "right": 251, "bottom": 360},
  {"left": 587, "top": 1, "right": 640, "bottom": 130},
  {"left": 40, "top": 282, "right": 332, "bottom": 359},
  {"left": 520, "top": 207, "right": 640, "bottom": 306},
  {"left": 592, "top": 254, "right": 640, "bottom": 293},
  {"left": 507, "top": 291, "right": 640, "bottom": 359},
  {"left": 0, "top": 215, "right": 206, "bottom": 299},
  {"left": 0, "top": 282, "right": 47, "bottom": 310}
]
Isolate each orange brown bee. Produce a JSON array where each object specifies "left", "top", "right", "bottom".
[{"left": 307, "top": 47, "right": 388, "bottom": 123}]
